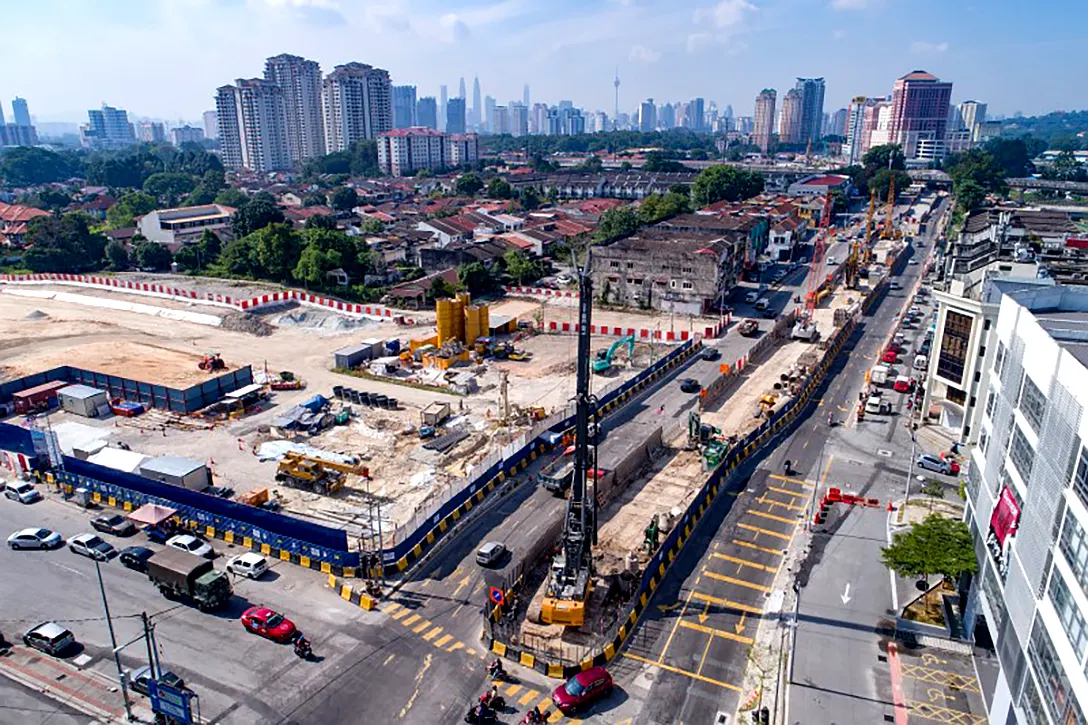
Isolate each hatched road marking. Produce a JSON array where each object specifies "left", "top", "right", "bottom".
[
  {"left": 679, "top": 620, "right": 755, "bottom": 645},
  {"left": 737, "top": 522, "right": 793, "bottom": 541},
  {"left": 748, "top": 509, "right": 799, "bottom": 525},
  {"left": 712, "top": 553, "right": 776, "bottom": 572},
  {"left": 732, "top": 538, "right": 783, "bottom": 556},
  {"left": 692, "top": 591, "right": 764, "bottom": 615},
  {"left": 703, "top": 570, "right": 773, "bottom": 593},
  {"left": 625, "top": 652, "right": 741, "bottom": 692}
]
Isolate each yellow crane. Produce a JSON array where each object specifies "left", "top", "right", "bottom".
[
  {"left": 882, "top": 171, "right": 898, "bottom": 240},
  {"left": 862, "top": 189, "right": 877, "bottom": 265}
]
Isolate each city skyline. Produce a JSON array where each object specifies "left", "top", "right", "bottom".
[{"left": 4, "top": 0, "right": 1083, "bottom": 123}]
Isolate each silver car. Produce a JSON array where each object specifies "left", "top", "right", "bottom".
[
  {"left": 23, "top": 622, "right": 75, "bottom": 656},
  {"left": 476, "top": 541, "right": 506, "bottom": 567},
  {"left": 916, "top": 454, "right": 952, "bottom": 475},
  {"left": 4, "top": 481, "right": 42, "bottom": 504},
  {"left": 7, "top": 527, "right": 63, "bottom": 550}
]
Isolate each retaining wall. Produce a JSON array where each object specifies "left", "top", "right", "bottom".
[{"left": 483, "top": 303, "right": 863, "bottom": 678}]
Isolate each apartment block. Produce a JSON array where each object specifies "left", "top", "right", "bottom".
[
  {"left": 376, "top": 129, "right": 479, "bottom": 176},
  {"left": 216, "top": 79, "right": 291, "bottom": 172},
  {"left": 321, "top": 62, "right": 392, "bottom": 152},
  {"left": 264, "top": 53, "right": 325, "bottom": 163}
]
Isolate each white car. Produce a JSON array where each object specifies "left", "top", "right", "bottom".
[
  {"left": 7, "top": 527, "right": 63, "bottom": 550},
  {"left": 4, "top": 481, "right": 42, "bottom": 504},
  {"left": 227, "top": 552, "right": 269, "bottom": 579},
  {"left": 68, "top": 533, "right": 117, "bottom": 561},
  {"left": 166, "top": 534, "right": 214, "bottom": 559}
]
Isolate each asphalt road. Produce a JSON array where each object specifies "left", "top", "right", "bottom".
[
  {"left": 594, "top": 200, "right": 948, "bottom": 724},
  {"left": 0, "top": 676, "right": 96, "bottom": 725}
]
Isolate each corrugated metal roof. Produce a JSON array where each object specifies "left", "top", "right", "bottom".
[
  {"left": 87, "top": 448, "right": 148, "bottom": 473},
  {"left": 58, "top": 384, "right": 107, "bottom": 400},
  {"left": 139, "top": 455, "right": 205, "bottom": 478}
]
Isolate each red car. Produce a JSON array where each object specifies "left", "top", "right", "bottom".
[
  {"left": 551, "top": 666, "right": 613, "bottom": 714},
  {"left": 240, "top": 606, "right": 297, "bottom": 643},
  {"left": 882, "top": 350, "right": 899, "bottom": 364}
]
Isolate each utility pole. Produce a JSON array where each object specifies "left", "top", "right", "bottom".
[
  {"left": 142, "top": 612, "right": 158, "bottom": 680},
  {"left": 95, "top": 561, "right": 133, "bottom": 721},
  {"left": 499, "top": 371, "right": 510, "bottom": 425}
]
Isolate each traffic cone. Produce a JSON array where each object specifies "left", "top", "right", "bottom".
[{"left": 887, "top": 501, "right": 895, "bottom": 512}]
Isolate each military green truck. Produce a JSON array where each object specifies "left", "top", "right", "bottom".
[{"left": 145, "top": 548, "right": 233, "bottom": 611}]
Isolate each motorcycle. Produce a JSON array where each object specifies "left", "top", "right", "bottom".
[
  {"left": 783, "top": 459, "right": 792, "bottom": 475},
  {"left": 293, "top": 636, "right": 312, "bottom": 660},
  {"left": 520, "top": 711, "right": 546, "bottom": 725},
  {"left": 464, "top": 705, "right": 498, "bottom": 724},
  {"left": 487, "top": 661, "right": 511, "bottom": 682},
  {"left": 480, "top": 693, "right": 506, "bottom": 711}
]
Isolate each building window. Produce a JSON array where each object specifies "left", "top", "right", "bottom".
[
  {"left": 682, "top": 281, "right": 693, "bottom": 290},
  {"left": 1018, "top": 375, "right": 1047, "bottom": 434},
  {"left": 1049, "top": 571, "right": 1088, "bottom": 660},
  {"left": 966, "top": 458, "right": 983, "bottom": 502},
  {"left": 1060, "top": 509, "right": 1088, "bottom": 600},
  {"left": 682, "top": 266, "right": 694, "bottom": 274},
  {"left": 1027, "top": 617, "right": 1086, "bottom": 724},
  {"left": 947, "top": 387, "right": 967, "bottom": 405},
  {"left": 979, "top": 429, "right": 989, "bottom": 456},
  {"left": 937, "top": 310, "right": 973, "bottom": 385},
  {"left": 626, "top": 261, "right": 634, "bottom": 269},
  {"left": 985, "top": 387, "right": 996, "bottom": 419},
  {"left": 1008, "top": 423, "right": 1035, "bottom": 483},
  {"left": 1074, "top": 447, "right": 1088, "bottom": 512},
  {"left": 609, "top": 260, "right": 620, "bottom": 270},
  {"left": 995, "top": 341, "right": 1007, "bottom": 376}
]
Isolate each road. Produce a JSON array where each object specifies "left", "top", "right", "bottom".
[
  {"left": 594, "top": 199, "right": 948, "bottom": 724},
  {"left": 0, "top": 676, "right": 96, "bottom": 725}
]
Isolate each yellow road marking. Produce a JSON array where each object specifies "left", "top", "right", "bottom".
[
  {"left": 389, "top": 607, "right": 411, "bottom": 621},
  {"left": 384, "top": 602, "right": 402, "bottom": 614},
  {"left": 383, "top": 653, "right": 396, "bottom": 666},
  {"left": 692, "top": 591, "right": 763, "bottom": 615},
  {"left": 737, "top": 522, "right": 792, "bottom": 541},
  {"left": 447, "top": 641, "right": 464, "bottom": 654},
  {"left": 547, "top": 708, "right": 564, "bottom": 722},
  {"left": 466, "top": 648, "right": 477, "bottom": 657},
  {"left": 504, "top": 683, "right": 522, "bottom": 697},
  {"left": 733, "top": 539, "right": 783, "bottom": 556},
  {"left": 434, "top": 634, "right": 453, "bottom": 648},
  {"left": 680, "top": 620, "right": 755, "bottom": 645},
  {"left": 768, "top": 474, "right": 812, "bottom": 488},
  {"left": 767, "top": 485, "right": 801, "bottom": 496},
  {"left": 624, "top": 652, "right": 741, "bottom": 691},
  {"left": 422, "top": 626, "right": 442, "bottom": 641},
  {"left": 659, "top": 588, "right": 696, "bottom": 663},
  {"left": 703, "top": 570, "right": 773, "bottom": 593},
  {"left": 518, "top": 690, "right": 540, "bottom": 706},
  {"left": 713, "top": 552, "right": 776, "bottom": 572},
  {"left": 749, "top": 509, "right": 799, "bottom": 526},
  {"left": 452, "top": 575, "right": 472, "bottom": 600},
  {"left": 412, "top": 619, "right": 432, "bottom": 634},
  {"left": 819, "top": 454, "right": 835, "bottom": 490},
  {"left": 758, "top": 495, "right": 804, "bottom": 511},
  {"left": 401, "top": 614, "right": 421, "bottom": 627},
  {"left": 697, "top": 634, "right": 713, "bottom": 675}
]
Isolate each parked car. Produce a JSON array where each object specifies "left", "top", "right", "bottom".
[
  {"left": 552, "top": 665, "right": 614, "bottom": 714},
  {"left": 916, "top": 454, "right": 953, "bottom": 475},
  {"left": 680, "top": 378, "right": 701, "bottom": 393},
  {"left": 119, "top": 546, "right": 156, "bottom": 573},
  {"left": 882, "top": 350, "right": 899, "bottom": 364},
  {"left": 4, "top": 481, "right": 42, "bottom": 504},
  {"left": 23, "top": 622, "right": 75, "bottom": 657},
  {"left": 166, "top": 534, "right": 214, "bottom": 559},
  {"left": 91, "top": 514, "right": 137, "bottom": 537},
  {"left": 68, "top": 533, "right": 118, "bottom": 561},
  {"left": 226, "top": 552, "right": 269, "bottom": 579},
  {"left": 702, "top": 347, "right": 721, "bottom": 361},
  {"left": 7, "top": 527, "right": 63, "bottom": 550},
  {"left": 128, "top": 665, "right": 187, "bottom": 697},
  {"left": 476, "top": 541, "right": 506, "bottom": 568},
  {"left": 240, "top": 606, "right": 297, "bottom": 643}
]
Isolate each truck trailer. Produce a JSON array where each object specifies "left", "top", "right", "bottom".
[{"left": 145, "top": 548, "right": 233, "bottom": 611}]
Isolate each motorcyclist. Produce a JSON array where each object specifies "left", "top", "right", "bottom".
[
  {"left": 294, "top": 634, "right": 312, "bottom": 658},
  {"left": 784, "top": 459, "right": 792, "bottom": 474},
  {"left": 524, "top": 709, "right": 545, "bottom": 724},
  {"left": 827, "top": 412, "right": 834, "bottom": 426},
  {"left": 487, "top": 658, "right": 505, "bottom": 678}
]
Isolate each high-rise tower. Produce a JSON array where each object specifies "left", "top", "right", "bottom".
[
  {"left": 613, "top": 68, "right": 620, "bottom": 129},
  {"left": 472, "top": 76, "right": 481, "bottom": 129},
  {"left": 264, "top": 53, "right": 325, "bottom": 163}
]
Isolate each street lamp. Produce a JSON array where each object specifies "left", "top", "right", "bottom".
[
  {"left": 94, "top": 560, "right": 134, "bottom": 721},
  {"left": 903, "top": 430, "right": 917, "bottom": 510}
]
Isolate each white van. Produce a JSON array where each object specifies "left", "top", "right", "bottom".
[
  {"left": 913, "top": 354, "right": 928, "bottom": 371},
  {"left": 745, "top": 290, "right": 760, "bottom": 303},
  {"left": 865, "top": 397, "right": 891, "bottom": 415},
  {"left": 870, "top": 365, "right": 890, "bottom": 386},
  {"left": 755, "top": 298, "right": 770, "bottom": 312}
]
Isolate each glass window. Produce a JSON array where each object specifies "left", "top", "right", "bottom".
[
  {"left": 937, "top": 310, "right": 974, "bottom": 385},
  {"left": 995, "top": 340, "right": 1007, "bottom": 376},
  {"left": 979, "top": 429, "right": 989, "bottom": 456},
  {"left": 1027, "top": 618, "right": 1086, "bottom": 724},
  {"left": 1060, "top": 511, "right": 1088, "bottom": 601},
  {"left": 1048, "top": 571, "right": 1088, "bottom": 659},
  {"left": 1019, "top": 375, "right": 1047, "bottom": 434},
  {"left": 1009, "top": 424, "right": 1036, "bottom": 483},
  {"left": 985, "top": 386, "right": 997, "bottom": 419}
]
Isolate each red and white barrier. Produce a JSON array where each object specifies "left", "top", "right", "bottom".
[
  {"left": 0, "top": 274, "right": 420, "bottom": 326},
  {"left": 504, "top": 285, "right": 579, "bottom": 298}
]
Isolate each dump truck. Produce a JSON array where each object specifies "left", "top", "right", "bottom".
[
  {"left": 145, "top": 548, "right": 232, "bottom": 611},
  {"left": 737, "top": 319, "right": 759, "bottom": 337},
  {"left": 539, "top": 452, "right": 575, "bottom": 496}
]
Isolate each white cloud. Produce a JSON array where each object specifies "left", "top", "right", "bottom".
[
  {"left": 629, "top": 44, "right": 661, "bottom": 63},
  {"left": 829, "top": 0, "right": 880, "bottom": 10},
  {"left": 694, "top": 0, "right": 756, "bottom": 29},
  {"left": 687, "top": 32, "right": 712, "bottom": 53},
  {"left": 832, "top": 28, "right": 846, "bottom": 40},
  {"left": 910, "top": 40, "right": 949, "bottom": 54},
  {"left": 439, "top": 12, "right": 471, "bottom": 42}
]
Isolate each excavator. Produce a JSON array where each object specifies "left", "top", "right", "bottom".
[
  {"left": 540, "top": 253, "right": 598, "bottom": 628},
  {"left": 592, "top": 335, "right": 635, "bottom": 374}
]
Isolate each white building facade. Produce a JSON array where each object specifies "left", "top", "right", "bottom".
[
  {"left": 264, "top": 53, "right": 326, "bottom": 164},
  {"left": 215, "top": 79, "right": 291, "bottom": 173},
  {"left": 965, "top": 285, "right": 1088, "bottom": 725},
  {"left": 321, "top": 63, "right": 393, "bottom": 153}
]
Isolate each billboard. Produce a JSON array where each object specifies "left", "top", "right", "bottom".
[{"left": 986, "top": 485, "right": 1021, "bottom": 580}]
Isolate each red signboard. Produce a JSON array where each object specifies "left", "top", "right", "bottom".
[
  {"left": 989, "top": 485, "right": 1021, "bottom": 548},
  {"left": 1066, "top": 237, "right": 1088, "bottom": 249}
]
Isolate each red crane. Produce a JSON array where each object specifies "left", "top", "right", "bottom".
[{"left": 804, "top": 189, "right": 835, "bottom": 318}]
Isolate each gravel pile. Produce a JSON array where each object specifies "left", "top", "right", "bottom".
[
  {"left": 220, "top": 312, "right": 274, "bottom": 337},
  {"left": 25, "top": 309, "right": 48, "bottom": 320}
]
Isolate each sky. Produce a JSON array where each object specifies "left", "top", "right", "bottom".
[{"left": 5, "top": 0, "right": 1087, "bottom": 124}]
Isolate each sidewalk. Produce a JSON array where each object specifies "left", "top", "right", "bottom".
[{"left": 0, "top": 645, "right": 155, "bottom": 724}]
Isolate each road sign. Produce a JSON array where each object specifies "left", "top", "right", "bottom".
[
  {"left": 489, "top": 587, "right": 505, "bottom": 606},
  {"left": 148, "top": 679, "right": 195, "bottom": 725}
]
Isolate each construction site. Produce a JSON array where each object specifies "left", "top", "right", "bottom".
[
  {"left": 492, "top": 188, "right": 910, "bottom": 665},
  {"left": 0, "top": 272, "right": 665, "bottom": 551}
]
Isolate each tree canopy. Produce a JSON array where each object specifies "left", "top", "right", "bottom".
[
  {"left": 593, "top": 207, "right": 641, "bottom": 244},
  {"left": 22, "top": 214, "right": 107, "bottom": 273},
  {"left": 105, "top": 192, "right": 158, "bottom": 229},
  {"left": 486, "top": 177, "right": 513, "bottom": 199},
  {"left": 301, "top": 140, "right": 380, "bottom": 178},
  {"left": 881, "top": 515, "right": 977, "bottom": 581},
  {"left": 0, "top": 147, "right": 82, "bottom": 185},
  {"left": 231, "top": 198, "right": 285, "bottom": 238},
  {"left": 690, "top": 165, "right": 764, "bottom": 207},
  {"left": 454, "top": 173, "right": 484, "bottom": 197},
  {"left": 329, "top": 186, "right": 359, "bottom": 212},
  {"left": 637, "top": 192, "right": 692, "bottom": 225}
]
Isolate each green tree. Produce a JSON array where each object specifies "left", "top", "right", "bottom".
[
  {"left": 232, "top": 198, "right": 285, "bottom": 238},
  {"left": 953, "top": 179, "right": 988, "bottom": 213},
  {"left": 184, "top": 169, "right": 226, "bottom": 206},
  {"left": 104, "top": 239, "right": 130, "bottom": 271},
  {"left": 593, "top": 207, "right": 641, "bottom": 244},
  {"left": 457, "top": 261, "right": 493, "bottom": 295},
  {"left": 329, "top": 186, "right": 359, "bottom": 212},
  {"left": 454, "top": 173, "right": 484, "bottom": 197},
  {"left": 638, "top": 192, "right": 691, "bottom": 224},
  {"left": 946, "top": 149, "right": 1007, "bottom": 195},
  {"left": 293, "top": 245, "right": 343, "bottom": 287},
  {"left": 174, "top": 230, "right": 221, "bottom": 272},
  {"left": 133, "top": 241, "right": 173, "bottom": 271},
  {"left": 251, "top": 223, "right": 302, "bottom": 281},
  {"left": 143, "top": 172, "right": 197, "bottom": 206},
  {"left": 520, "top": 186, "right": 543, "bottom": 211},
  {"left": 427, "top": 276, "right": 457, "bottom": 301},
  {"left": 486, "top": 177, "right": 513, "bottom": 199},
  {"left": 305, "top": 214, "right": 339, "bottom": 231},
  {"left": 691, "top": 165, "right": 764, "bottom": 207},
  {"left": 349, "top": 140, "right": 381, "bottom": 177},
  {"left": 881, "top": 515, "right": 977, "bottom": 582},
  {"left": 17, "top": 188, "right": 72, "bottom": 212},
  {"left": 869, "top": 168, "right": 914, "bottom": 203},
  {"left": 22, "top": 214, "right": 107, "bottom": 273},
  {"left": 503, "top": 249, "right": 535, "bottom": 285},
  {"left": 359, "top": 217, "right": 385, "bottom": 234},
  {"left": 0, "top": 147, "right": 82, "bottom": 185},
  {"left": 579, "top": 156, "right": 603, "bottom": 173},
  {"left": 620, "top": 161, "right": 633, "bottom": 170},
  {"left": 302, "top": 227, "right": 371, "bottom": 278},
  {"left": 214, "top": 188, "right": 249, "bottom": 207},
  {"left": 213, "top": 236, "right": 261, "bottom": 277},
  {"left": 983, "top": 138, "right": 1034, "bottom": 177},
  {"left": 302, "top": 193, "right": 327, "bottom": 207},
  {"left": 644, "top": 152, "right": 687, "bottom": 172},
  {"left": 105, "top": 192, "right": 158, "bottom": 229},
  {"left": 862, "top": 144, "right": 906, "bottom": 172}
]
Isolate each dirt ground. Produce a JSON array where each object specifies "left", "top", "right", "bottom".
[
  {"left": 2, "top": 338, "right": 217, "bottom": 387},
  {"left": 488, "top": 298, "right": 721, "bottom": 338}
]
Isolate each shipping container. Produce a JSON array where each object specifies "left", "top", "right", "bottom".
[
  {"left": 58, "top": 384, "right": 109, "bottom": 418},
  {"left": 12, "top": 381, "right": 69, "bottom": 414}
]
